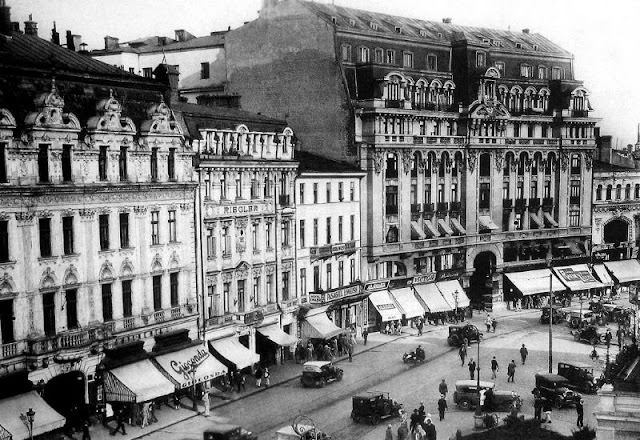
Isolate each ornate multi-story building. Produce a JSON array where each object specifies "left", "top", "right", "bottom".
[
  {"left": 218, "top": 0, "right": 597, "bottom": 309},
  {"left": 0, "top": 15, "right": 197, "bottom": 417}
]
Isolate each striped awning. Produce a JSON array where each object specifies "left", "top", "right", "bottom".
[
  {"left": 438, "top": 219, "right": 454, "bottom": 236},
  {"left": 104, "top": 359, "right": 175, "bottom": 402},
  {"left": 424, "top": 220, "right": 440, "bottom": 238},
  {"left": 450, "top": 218, "right": 466, "bottom": 235},
  {"left": 411, "top": 221, "right": 426, "bottom": 240}
]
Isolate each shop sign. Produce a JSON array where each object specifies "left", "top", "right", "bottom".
[
  {"left": 206, "top": 201, "right": 274, "bottom": 217},
  {"left": 310, "top": 241, "right": 357, "bottom": 260},
  {"left": 408, "top": 273, "right": 436, "bottom": 285},
  {"left": 309, "top": 285, "right": 362, "bottom": 304},
  {"left": 364, "top": 280, "right": 389, "bottom": 292},
  {"left": 242, "top": 310, "right": 264, "bottom": 325},
  {"left": 376, "top": 303, "right": 396, "bottom": 310},
  {"left": 308, "top": 294, "right": 323, "bottom": 304},
  {"left": 556, "top": 268, "right": 597, "bottom": 283},
  {"left": 169, "top": 348, "right": 212, "bottom": 387},
  {"left": 436, "top": 268, "right": 463, "bottom": 281}
]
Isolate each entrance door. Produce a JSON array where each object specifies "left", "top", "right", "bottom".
[
  {"left": 0, "top": 299, "right": 14, "bottom": 343},
  {"left": 43, "top": 371, "right": 86, "bottom": 417},
  {"left": 470, "top": 252, "right": 497, "bottom": 308}
]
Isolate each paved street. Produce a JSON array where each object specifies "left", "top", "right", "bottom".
[{"left": 115, "top": 309, "right": 618, "bottom": 440}]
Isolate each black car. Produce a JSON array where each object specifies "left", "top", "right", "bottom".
[
  {"left": 540, "top": 306, "right": 565, "bottom": 324},
  {"left": 203, "top": 423, "right": 257, "bottom": 440},
  {"left": 535, "top": 373, "right": 582, "bottom": 408},
  {"left": 572, "top": 325, "right": 604, "bottom": 345},
  {"left": 300, "top": 361, "right": 343, "bottom": 387},
  {"left": 557, "top": 362, "right": 598, "bottom": 394},
  {"left": 447, "top": 324, "right": 483, "bottom": 347},
  {"left": 351, "top": 391, "right": 402, "bottom": 425}
]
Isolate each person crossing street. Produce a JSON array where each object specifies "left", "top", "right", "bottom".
[
  {"left": 520, "top": 344, "right": 528, "bottom": 365},
  {"left": 491, "top": 356, "right": 499, "bottom": 380},
  {"left": 437, "top": 394, "right": 448, "bottom": 421},
  {"left": 468, "top": 358, "right": 476, "bottom": 380},
  {"left": 507, "top": 360, "right": 517, "bottom": 382}
]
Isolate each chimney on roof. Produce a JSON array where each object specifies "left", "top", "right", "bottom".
[
  {"left": 66, "top": 30, "right": 82, "bottom": 51},
  {"left": 10, "top": 21, "right": 18, "bottom": 32},
  {"left": 51, "top": 21, "right": 60, "bottom": 45},
  {"left": 522, "top": 28, "right": 530, "bottom": 34},
  {"left": 154, "top": 64, "right": 180, "bottom": 104},
  {"left": 442, "top": 17, "right": 452, "bottom": 24},
  {"left": 104, "top": 35, "right": 119, "bottom": 50},
  {"left": 0, "top": 0, "right": 11, "bottom": 35},
  {"left": 24, "top": 13, "right": 37, "bottom": 36}
]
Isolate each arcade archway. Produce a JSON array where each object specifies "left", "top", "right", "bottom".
[
  {"left": 43, "top": 371, "right": 86, "bottom": 417},
  {"left": 603, "top": 218, "right": 630, "bottom": 261},
  {"left": 469, "top": 251, "right": 496, "bottom": 307}
]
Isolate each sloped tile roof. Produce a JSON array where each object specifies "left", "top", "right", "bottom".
[
  {"left": 296, "top": 150, "right": 362, "bottom": 173},
  {"left": 302, "top": 1, "right": 571, "bottom": 56},
  {"left": 92, "top": 33, "right": 226, "bottom": 56}
]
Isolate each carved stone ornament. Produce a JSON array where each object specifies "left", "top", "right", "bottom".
[
  {"left": 140, "top": 95, "right": 183, "bottom": 137},
  {"left": 432, "top": 159, "right": 440, "bottom": 174},
  {"left": 402, "top": 150, "right": 412, "bottom": 175},
  {"left": 467, "top": 151, "right": 478, "bottom": 173},
  {"left": 24, "top": 78, "right": 81, "bottom": 131},
  {"left": 494, "top": 151, "right": 504, "bottom": 171},
  {"left": 445, "top": 156, "right": 453, "bottom": 173},
  {"left": 510, "top": 158, "right": 518, "bottom": 173},
  {"left": 221, "top": 271, "right": 234, "bottom": 282},
  {"left": 373, "top": 150, "right": 385, "bottom": 174},
  {"left": 14, "top": 211, "right": 35, "bottom": 223},
  {"left": 87, "top": 89, "right": 136, "bottom": 134},
  {"left": 133, "top": 206, "right": 148, "bottom": 216},
  {"left": 560, "top": 151, "right": 569, "bottom": 171},
  {"left": 265, "top": 265, "right": 276, "bottom": 275},
  {"left": 585, "top": 152, "right": 593, "bottom": 170},
  {"left": 79, "top": 208, "right": 96, "bottom": 219},
  {"left": 0, "top": 108, "right": 17, "bottom": 129},
  {"left": 525, "top": 158, "right": 533, "bottom": 172},
  {"left": 252, "top": 267, "right": 263, "bottom": 276}
]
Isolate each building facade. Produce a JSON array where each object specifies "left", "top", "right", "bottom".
[
  {"left": 294, "top": 152, "right": 365, "bottom": 332},
  {"left": 0, "top": 23, "right": 198, "bottom": 414},
  {"left": 220, "top": 0, "right": 597, "bottom": 309}
]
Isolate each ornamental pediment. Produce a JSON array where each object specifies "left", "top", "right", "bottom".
[
  {"left": 24, "top": 79, "right": 81, "bottom": 132},
  {"left": 468, "top": 99, "right": 511, "bottom": 120},
  {"left": 86, "top": 89, "right": 136, "bottom": 134}
]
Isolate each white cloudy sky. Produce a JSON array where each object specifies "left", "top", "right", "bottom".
[{"left": 9, "top": 0, "right": 640, "bottom": 147}]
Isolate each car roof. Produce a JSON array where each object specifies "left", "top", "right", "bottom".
[
  {"left": 559, "top": 361, "right": 593, "bottom": 369},
  {"left": 354, "top": 391, "right": 387, "bottom": 398},
  {"left": 536, "top": 373, "right": 568, "bottom": 381},
  {"left": 205, "top": 423, "right": 241, "bottom": 433},
  {"left": 303, "top": 361, "right": 331, "bottom": 367},
  {"left": 455, "top": 380, "right": 495, "bottom": 388}
]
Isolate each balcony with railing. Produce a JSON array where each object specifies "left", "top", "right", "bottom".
[
  {"left": 542, "top": 197, "right": 554, "bottom": 210},
  {"left": 27, "top": 327, "right": 103, "bottom": 355},
  {"left": 503, "top": 199, "right": 512, "bottom": 209},
  {"left": 279, "top": 194, "right": 291, "bottom": 207},
  {"left": 437, "top": 202, "right": 449, "bottom": 213},
  {"left": 515, "top": 199, "right": 527, "bottom": 209},
  {"left": 0, "top": 340, "right": 26, "bottom": 359},
  {"left": 423, "top": 203, "right": 434, "bottom": 214},
  {"left": 450, "top": 201, "right": 461, "bottom": 212},
  {"left": 411, "top": 203, "right": 422, "bottom": 213},
  {"left": 385, "top": 99, "right": 404, "bottom": 109},
  {"left": 529, "top": 198, "right": 541, "bottom": 210},
  {"left": 569, "top": 196, "right": 581, "bottom": 205}
]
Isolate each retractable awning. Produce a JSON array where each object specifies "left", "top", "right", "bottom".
[
  {"left": 209, "top": 337, "right": 260, "bottom": 370},
  {"left": 258, "top": 324, "right": 297, "bottom": 346},
  {"left": 505, "top": 269, "right": 565, "bottom": 296},
  {"left": 450, "top": 218, "right": 466, "bottom": 235},
  {"left": 478, "top": 216, "right": 499, "bottom": 231},
  {"left": 592, "top": 264, "right": 614, "bottom": 286},
  {"left": 0, "top": 392, "right": 65, "bottom": 439},
  {"left": 388, "top": 287, "right": 426, "bottom": 319},
  {"left": 553, "top": 265, "right": 604, "bottom": 292},
  {"left": 413, "top": 283, "right": 452, "bottom": 313},
  {"left": 436, "top": 280, "right": 470, "bottom": 308},
  {"left": 438, "top": 219, "right": 454, "bottom": 236},
  {"left": 411, "top": 221, "right": 426, "bottom": 240},
  {"left": 604, "top": 259, "right": 640, "bottom": 283},
  {"left": 104, "top": 358, "right": 175, "bottom": 402},
  {"left": 543, "top": 212, "right": 558, "bottom": 227},
  {"left": 368, "top": 289, "right": 402, "bottom": 322},
  {"left": 529, "top": 212, "right": 543, "bottom": 228},
  {"left": 423, "top": 221, "right": 440, "bottom": 238},
  {"left": 301, "top": 306, "right": 345, "bottom": 339},
  {"left": 154, "top": 344, "right": 227, "bottom": 389}
]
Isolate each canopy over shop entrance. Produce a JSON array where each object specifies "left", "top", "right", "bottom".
[
  {"left": 0, "top": 392, "right": 65, "bottom": 439},
  {"left": 553, "top": 265, "right": 605, "bottom": 292},
  {"left": 413, "top": 283, "right": 452, "bottom": 312},
  {"left": 604, "top": 259, "right": 640, "bottom": 283},
  {"left": 388, "top": 287, "right": 426, "bottom": 319},
  {"left": 301, "top": 306, "right": 345, "bottom": 339},
  {"left": 104, "top": 358, "right": 175, "bottom": 402},
  {"left": 592, "top": 264, "right": 614, "bottom": 286},
  {"left": 257, "top": 324, "right": 297, "bottom": 347},
  {"left": 436, "top": 280, "right": 470, "bottom": 308},
  {"left": 154, "top": 344, "right": 227, "bottom": 389},
  {"left": 505, "top": 269, "right": 565, "bottom": 296},
  {"left": 368, "top": 289, "right": 402, "bottom": 322},
  {"left": 209, "top": 337, "right": 260, "bottom": 370}
]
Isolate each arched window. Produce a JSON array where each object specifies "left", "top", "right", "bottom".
[
  {"left": 479, "top": 153, "right": 491, "bottom": 177},
  {"left": 532, "top": 152, "right": 542, "bottom": 174},
  {"left": 411, "top": 152, "right": 421, "bottom": 177},
  {"left": 414, "top": 80, "right": 428, "bottom": 109},
  {"left": 545, "top": 153, "right": 555, "bottom": 175},
  {"left": 498, "top": 86, "right": 509, "bottom": 106},
  {"left": 605, "top": 185, "right": 612, "bottom": 200},
  {"left": 453, "top": 152, "right": 463, "bottom": 177},
  {"left": 385, "top": 153, "right": 398, "bottom": 178},
  {"left": 625, "top": 184, "right": 631, "bottom": 199},
  {"left": 385, "top": 75, "right": 402, "bottom": 101},
  {"left": 595, "top": 185, "right": 602, "bottom": 201},
  {"left": 635, "top": 184, "right": 640, "bottom": 199},
  {"left": 439, "top": 152, "right": 448, "bottom": 177},
  {"left": 518, "top": 152, "right": 528, "bottom": 176},
  {"left": 538, "top": 88, "right": 550, "bottom": 112},
  {"left": 615, "top": 184, "right": 622, "bottom": 200}
]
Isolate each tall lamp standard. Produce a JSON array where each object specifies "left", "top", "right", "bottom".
[
  {"left": 20, "top": 408, "right": 35, "bottom": 440},
  {"left": 190, "top": 359, "right": 198, "bottom": 412},
  {"left": 454, "top": 289, "right": 459, "bottom": 322},
  {"left": 546, "top": 258, "right": 554, "bottom": 373}
]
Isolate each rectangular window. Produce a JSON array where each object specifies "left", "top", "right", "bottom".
[
  {"left": 39, "top": 218, "right": 52, "bottom": 257},
  {"left": 326, "top": 183, "right": 331, "bottom": 202},
  {"left": 424, "top": 184, "right": 432, "bottom": 204},
  {"left": 168, "top": 148, "right": 176, "bottom": 180},
  {"left": 65, "top": 289, "right": 78, "bottom": 329},
  {"left": 299, "top": 268, "right": 306, "bottom": 296},
  {"left": 313, "top": 266, "right": 320, "bottom": 291},
  {"left": 206, "top": 228, "right": 216, "bottom": 257},
  {"left": 281, "top": 220, "right": 290, "bottom": 247},
  {"left": 326, "top": 217, "right": 332, "bottom": 244},
  {"left": 502, "top": 181, "right": 509, "bottom": 200},
  {"left": 516, "top": 181, "right": 524, "bottom": 199},
  {"left": 313, "top": 183, "right": 318, "bottom": 203},
  {"left": 99, "top": 145, "right": 108, "bottom": 181},
  {"left": 0, "top": 220, "right": 8, "bottom": 262},
  {"left": 38, "top": 144, "right": 49, "bottom": 183},
  {"left": 299, "top": 220, "right": 305, "bottom": 248},
  {"left": 341, "top": 44, "right": 351, "bottom": 62},
  {"left": 544, "top": 181, "right": 551, "bottom": 198},
  {"left": 570, "top": 180, "right": 581, "bottom": 197},
  {"left": 122, "top": 280, "right": 132, "bottom": 317},
  {"left": 168, "top": 210, "right": 177, "bottom": 242},
  {"left": 62, "top": 216, "right": 74, "bottom": 255},
  {"left": 338, "top": 182, "right": 344, "bottom": 201},
  {"left": 253, "top": 277, "right": 260, "bottom": 307},
  {"left": 359, "top": 46, "right": 369, "bottom": 63},
  {"left": 43, "top": 291, "right": 56, "bottom": 336},
  {"left": 119, "top": 147, "right": 127, "bottom": 181},
  {"left": 143, "top": 67, "right": 153, "bottom": 78},
  {"left": 326, "top": 264, "right": 332, "bottom": 289},
  {"left": 62, "top": 144, "right": 72, "bottom": 182},
  {"left": 338, "top": 216, "right": 343, "bottom": 242},
  {"left": 99, "top": 214, "right": 109, "bottom": 250},
  {"left": 313, "top": 219, "right": 318, "bottom": 246},
  {"left": 530, "top": 180, "right": 538, "bottom": 199},
  {"left": 350, "top": 215, "right": 355, "bottom": 241},
  {"left": 266, "top": 274, "right": 274, "bottom": 303},
  {"left": 403, "top": 52, "right": 413, "bottom": 68},
  {"left": 476, "top": 52, "right": 486, "bottom": 68},
  {"left": 0, "top": 143, "right": 6, "bottom": 183},
  {"left": 266, "top": 222, "right": 272, "bottom": 249},
  {"left": 200, "top": 62, "right": 210, "bottom": 79},
  {"left": 479, "top": 183, "right": 490, "bottom": 207},
  {"left": 427, "top": 54, "right": 437, "bottom": 71},
  {"left": 569, "top": 210, "right": 580, "bottom": 226},
  {"left": 538, "top": 66, "right": 547, "bottom": 79},
  {"left": 119, "top": 213, "right": 129, "bottom": 248},
  {"left": 350, "top": 259, "right": 356, "bottom": 282},
  {"left": 494, "top": 61, "right": 505, "bottom": 75},
  {"left": 222, "top": 226, "right": 230, "bottom": 255},
  {"left": 251, "top": 223, "right": 258, "bottom": 251},
  {"left": 520, "top": 64, "right": 532, "bottom": 78},
  {"left": 170, "top": 273, "right": 179, "bottom": 307},
  {"left": 386, "top": 49, "right": 395, "bottom": 64},
  {"left": 153, "top": 275, "right": 162, "bottom": 311},
  {"left": 235, "top": 173, "right": 242, "bottom": 198},
  {"left": 438, "top": 183, "right": 445, "bottom": 203},
  {"left": 151, "top": 211, "right": 159, "bottom": 245},
  {"left": 338, "top": 261, "right": 344, "bottom": 286},
  {"left": 150, "top": 148, "right": 158, "bottom": 180},
  {"left": 223, "top": 282, "right": 230, "bottom": 313},
  {"left": 236, "top": 280, "right": 244, "bottom": 312},
  {"left": 102, "top": 283, "right": 113, "bottom": 321},
  {"left": 551, "top": 67, "right": 563, "bottom": 80},
  {"left": 350, "top": 182, "right": 355, "bottom": 201},
  {"left": 299, "top": 183, "right": 305, "bottom": 204}
]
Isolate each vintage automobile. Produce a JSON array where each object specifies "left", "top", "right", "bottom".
[
  {"left": 572, "top": 325, "right": 604, "bottom": 345},
  {"left": 534, "top": 373, "right": 582, "bottom": 408},
  {"left": 351, "top": 391, "right": 402, "bottom": 425},
  {"left": 557, "top": 362, "right": 598, "bottom": 394},
  {"left": 567, "top": 309, "right": 595, "bottom": 329},
  {"left": 601, "top": 304, "right": 633, "bottom": 325},
  {"left": 203, "top": 423, "right": 257, "bottom": 440},
  {"left": 300, "top": 361, "right": 343, "bottom": 388},
  {"left": 452, "top": 380, "right": 518, "bottom": 411},
  {"left": 540, "top": 306, "right": 565, "bottom": 324},
  {"left": 447, "top": 324, "right": 483, "bottom": 347}
]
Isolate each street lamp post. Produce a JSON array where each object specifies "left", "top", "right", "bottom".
[
  {"left": 476, "top": 337, "right": 481, "bottom": 416},
  {"left": 454, "top": 289, "right": 459, "bottom": 322},
  {"left": 190, "top": 360, "right": 198, "bottom": 412},
  {"left": 548, "top": 263, "right": 553, "bottom": 374},
  {"left": 20, "top": 408, "right": 35, "bottom": 440}
]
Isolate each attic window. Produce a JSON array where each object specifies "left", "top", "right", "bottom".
[
  {"left": 395, "top": 26, "right": 402, "bottom": 33},
  {"left": 331, "top": 16, "right": 337, "bottom": 24},
  {"left": 370, "top": 22, "right": 378, "bottom": 31},
  {"left": 349, "top": 18, "right": 356, "bottom": 27},
  {"left": 515, "top": 42, "right": 522, "bottom": 49},
  {"left": 437, "top": 32, "right": 443, "bottom": 39},
  {"left": 419, "top": 30, "right": 428, "bottom": 37},
  {"left": 492, "top": 40, "right": 503, "bottom": 47},
  {"left": 533, "top": 44, "right": 539, "bottom": 51},
  {"left": 482, "top": 38, "right": 490, "bottom": 44}
]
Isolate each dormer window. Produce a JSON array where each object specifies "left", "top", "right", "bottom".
[
  {"left": 437, "top": 32, "right": 443, "bottom": 39},
  {"left": 370, "top": 22, "right": 378, "bottom": 31},
  {"left": 331, "top": 16, "right": 337, "bottom": 24},
  {"left": 482, "top": 38, "right": 490, "bottom": 44},
  {"left": 419, "top": 30, "right": 428, "bottom": 37},
  {"left": 533, "top": 44, "right": 539, "bottom": 51},
  {"left": 395, "top": 26, "right": 402, "bottom": 33},
  {"left": 349, "top": 18, "right": 356, "bottom": 27},
  {"left": 515, "top": 42, "right": 522, "bottom": 49}
]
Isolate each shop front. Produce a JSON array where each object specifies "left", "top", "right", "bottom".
[
  {"left": 367, "top": 287, "right": 402, "bottom": 332},
  {"left": 103, "top": 358, "right": 175, "bottom": 404},
  {"left": 553, "top": 264, "right": 606, "bottom": 305},
  {"left": 413, "top": 282, "right": 452, "bottom": 323},
  {"left": 0, "top": 391, "right": 66, "bottom": 440},
  {"left": 604, "top": 259, "right": 640, "bottom": 298},
  {"left": 309, "top": 283, "right": 367, "bottom": 335},
  {"left": 592, "top": 264, "right": 614, "bottom": 296},
  {"left": 435, "top": 280, "right": 470, "bottom": 316},
  {"left": 503, "top": 269, "right": 566, "bottom": 308},
  {"left": 256, "top": 322, "right": 297, "bottom": 366},
  {"left": 154, "top": 343, "right": 228, "bottom": 390},
  {"left": 388, "top": 287, "right": 425, "bottom": 325},
  {"left": 300, "top": 306, "right": 345, "bottom": 341},
  {"left": 208, "top": 336, "right": 260, "bottom": 372}
]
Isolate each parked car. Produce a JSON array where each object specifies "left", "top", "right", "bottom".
[
  {"left": 557, "top": 362, "right": 598, "bottom": 394},
  {"left": 452, "top": 380, "right": 518, "bottom": 411},
  {"left": 534, "top": 373, "right": 582, "bottom": 408},
  {"left": 351, "top": 391, "right": 402, "bottom": 425},
  {"left": 567, "top": 309, "right": 595, "bottom": 329},
  {"left": 572, "top": 325, "right": 604, "bottom": 345},
  {"left": 203, "top": 423, "right": 257, "bottom": 440},
  {"left": 601, "top": 304, "right": 633, "bottom": 325},
  {"left": 447, "top": 324, "right": 483, "bottom": 347},
  {"left": 540, "top": 306, "right": 565, "bottom": 324},
  {"left": 300, "top": 361, "right": 343, "bottom": 388}
]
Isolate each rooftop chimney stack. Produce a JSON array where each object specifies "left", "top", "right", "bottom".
[
  {"left": 0, "top": 0, "right": 11, "bottom": 35},
  {"left": 51, "top": 21, "right": 60, "bottom": 45},
  {"left": 104, "top": 35, "right": 119, "bottom": 50},
  {"left": 522, "top": 28, "right": 530, "bottom": 34},
  {"left": 442, "top": 17, "right": 452, "bottom": 24},
  {"left": 66, "top": 30, "right": 74, "bottom": 50},
  {"left": 72, "top": 34, "right": 82, "bottom": 51},
  {"left": 24, "top": 13, "right": 37, "bottom": 36}
]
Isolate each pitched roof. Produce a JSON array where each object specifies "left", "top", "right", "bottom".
[
  {"left": 91, "top": 33, "right": 226, "bottom": 56},
  {"left": 593, "top": 159, "right": 637, "bottom": 173},
  {"left": 296, "top": 150, "right": 363, "bottom": 174},
  {"left": 302, "top": 1, "right": 571, "bottom": 56}
]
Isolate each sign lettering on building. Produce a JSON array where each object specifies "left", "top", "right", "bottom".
[
  {"left": 408, "top": 273, "right": 436, "bottom": 285},
  {"left": 310, "top": 241, "right": 357, "bottom": 260},
  {"left": 169, "top": 348, "right": 211, "bottom": 381},
  {"left": 556, "top": 268, "right": 597, "bottom": 283},
  {"left": 309, "top": 285, "right": 362, "bottom": 304},
  {"left": 206, "top": 202, "right": 274, "bottom": 218},
  {"left": 364, "top": 280, "right": 389, "bottom": 292}
]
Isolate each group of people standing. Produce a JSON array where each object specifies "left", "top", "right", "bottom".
[{"left": 296, "top": 333, "right": 357, "bottom": 363}]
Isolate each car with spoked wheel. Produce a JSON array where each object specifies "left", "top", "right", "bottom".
[
  {"left": 452, "top": 380, "right": 518, "bottom": 411},
  {"left": 535, "top": 373, "right": 582, "bottom": 408},
  {"left": 300, "top": 361, "right": 343, "bottom": 388}
]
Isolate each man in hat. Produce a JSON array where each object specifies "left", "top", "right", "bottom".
[
  {"left": 576, "top": 399, "right": 584, "bottom": 427},
  {"left": 437, "top": 394, "right": 448, "bottom": 421},
  {"left": 423, "top": 416, "right": 436, "bottom": 440}
]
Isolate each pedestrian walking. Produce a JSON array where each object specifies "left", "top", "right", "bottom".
[
  {"left": 140, "top": 402, "right": 150, "bottom": 428},
  {"left": 507, "top": 360, "right": 516, "bottom": 382},
  {"left": 533, "top": 395, "right": 543, "bottom": 421},
  {"left": 109, "top": 408, "right": 126, "bottom": 436},
  {"left": 255, "top": 366, "right": 263, "bottom": 387},
  {"left": 409, "top": 409, "right": 420, "bottom": 433},
  {"left": 437, "top": 394, "right": 447, "bottom": 421},
  {"left": 576, "top": 399, "right": 584, "bottom": 427},
  {"left": 468, "top": 358, "right": 476, "bottom": 380},
  {"left": 459, "top": 344, "right": 467, "bottom": 367},
  {"left": 347, "top": 341, "right": 353, "bottom": 362},
  {"left": 307, "top": 342, "right": 315, "bottom": 360},
  {"left": 605, "top": 329, "right": 613, "bottom": 347},
  {"left": 203, "top": 389, "right": 210, "bottom": 417},
  {"left": 363, "top": 329, "right": 369, "bottom": 345},
  {"left": 385, "top": 424, "right": 393, "bottom": 440},
  {"left": 490, "top": 356, "right": 499, "bottom": 380},
  {"left": 418, "top": 401, "right": 425, "bottom": 421},
  {"left": 491, "top": 319, "right": 498, "bottom": 333},
  {"left": 239, "top": 372, "right": 246, "bottom": 391},
  {"left": 81, "top": 420, "right": 91, "bottom": 440},
  {"left": 617, "top": 328, "right": 625, "bottom": 347},
  {"left": 438, "top": 379, "right": 448, "bottom": 398},
  {"left": 397, "top": 421, "right": 409, "bottom": 440},
  {"left": 543, "top": 398, "right": 553, "bottom": 423},
  {"left": 235, "top": 371, "right": 243, "bottom": 392},
  {"left": 485, "top": 315, "right": 492, "bottom": 332},
  {"left": 520, "top": 344, "right": 528, "bottom": 365},
  {"left": 263, "top": 367, "right": 271, "bottom": 387},
  {"left": 423, "top": 417, "right": 436, "bottom": 440}
]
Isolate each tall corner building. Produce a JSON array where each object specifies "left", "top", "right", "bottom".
[{"left": 222, "top": 0, "right": 598, "bottom": 309}]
